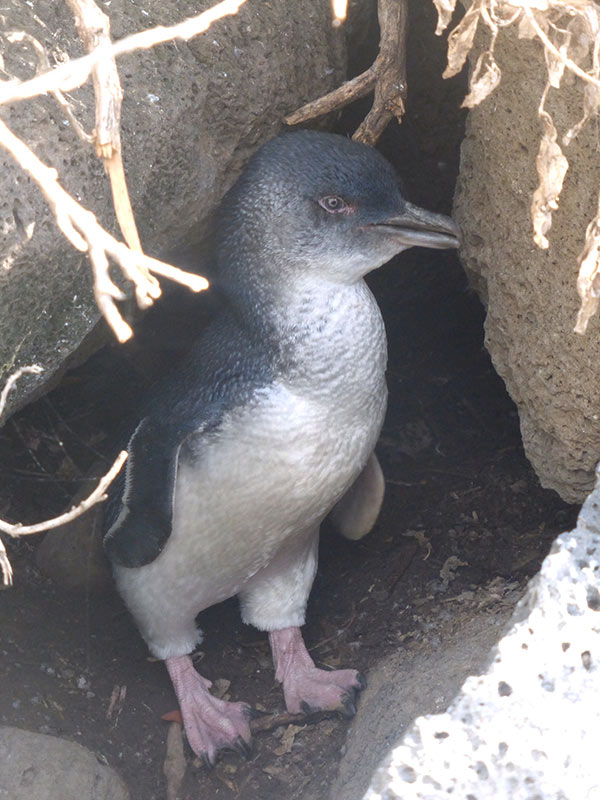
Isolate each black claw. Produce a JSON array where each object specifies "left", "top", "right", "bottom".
[
  {"left": 300, "top": 700, "right": 313, "bottom": 715},
  {"left": 233, "top": 736, "right": 253, "bottom": 759},
  {"left": 355, "top": 672, "right": 367, "bottom": 691},
  {"left": 202, "top": 751, "right": 216, "bottom": 770},
  {"left": 341, "top": 698, "right": 357, "bottom": 719}
]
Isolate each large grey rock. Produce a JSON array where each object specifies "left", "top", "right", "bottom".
[
  {"left": 0, "top": 0, "right": 345, "bottom": 417},
  {"left": 454, "top": 24, "right": 600, "bottom": 503},
  {"left": 0, "top": 726, "right": 129, "bottom": 799},
  {"left": 363, "top": 467, "right": 600, "bottom": 799},
  {"left": 331, "top": 580, "right": 522, "bottom": 800}
]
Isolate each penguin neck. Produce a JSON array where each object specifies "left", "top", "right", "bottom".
[
  {"left": 222, "top": 264, "right": 387, "bottom": 398},
  {"left": 225, "top": 268, "right": 369, "bottom": 340}
]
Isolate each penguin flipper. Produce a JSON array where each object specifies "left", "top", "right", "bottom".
[
  {"left": 329, "top": 451, "right": 385, "bottom": 540},
  {"left": 103, "top": 417, "right": 187, "bottom": 568}
]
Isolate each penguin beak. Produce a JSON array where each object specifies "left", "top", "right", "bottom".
[{"left": 372, "top": 201, "right": 461, "bottom": 250}]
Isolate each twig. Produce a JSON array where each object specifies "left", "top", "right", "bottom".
[
  {"left": 0, "top": 363, "right": 127, "bottom": 586},
  {"left": 285, "top": 0, "right": 409, "bottom": 146},
  {"left": 0, "top": 451, "right": 127, "bottom": 536},
  {"left": 0, "top": 542, "right": 13, "bottom": 588},
  {"left": 0, "top": 365, "right": 43, "bottom": 423},
  {"left": 250, "top": 708, "right": 338, "bottom": 735},
  {"left": 4, "top": 31, "right": 93, "bottom": 143},
  {"left": 0, "top": 450, "right": 127, "bottom": 586},
  {"left": 0, "top": 116, "right": 208, "bottom": 342},
  {"left": 64, "top": 0, "right": 144, "bottom": 256},
  {"left": 0, "top": 0, "right": 247, "bottom": 107}
]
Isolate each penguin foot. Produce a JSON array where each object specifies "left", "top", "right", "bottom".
[
  {"left": 269, "top": 627, "right": 365, "bottom": 716},
  {"left": 165, "top": 654, "right": 252, "bottom": 767}
]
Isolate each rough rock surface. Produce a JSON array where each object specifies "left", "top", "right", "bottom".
[
  {"left": 331, "top": 588, "right": 519, "bottom": 800},
  {"left": 0, "top": 0, "right": 345, "bottom": 418},
  {"left": 363, "top": 468, "right": 600, "bottom": 800},
  {"left": 453, "top": 25, "right": 600, "bottom": 502},
  {"left": 0, "top": 726, "right": 129, "bottom": 800}
]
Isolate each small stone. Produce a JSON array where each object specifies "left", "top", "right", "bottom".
[{"left": 0, "top": 727, "right": 129, "bottom": 799}]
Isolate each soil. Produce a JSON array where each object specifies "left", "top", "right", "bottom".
[{"left": 0, "top": 3, "right": 579, "bottom": 800}]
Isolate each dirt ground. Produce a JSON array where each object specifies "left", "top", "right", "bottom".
[{"left": 0, "top": 3, "right": 579, "bottom": 800}]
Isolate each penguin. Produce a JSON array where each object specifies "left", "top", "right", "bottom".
[{"left": 103, "top": 130, "right": 460, "bottom": 766}]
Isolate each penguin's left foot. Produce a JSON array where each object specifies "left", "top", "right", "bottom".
[
  {"left": 165, "top": 654, "right": 252, "bottom": 767},
  {"left": 269, "top": 626, "right": 365, "bottom": 718}
]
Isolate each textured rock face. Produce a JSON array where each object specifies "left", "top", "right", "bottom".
[
  {"left": 0, "top": 727, "right": 129, "bottom": 799},
  {"left": 0, "top": 0, "right": 345, "bottom": 418},
  {"left": 364, "top": 470, "right": 600, "bottom": 800},
  {"left": 453, "top": 26, "right": 600, "bottom": 503}
]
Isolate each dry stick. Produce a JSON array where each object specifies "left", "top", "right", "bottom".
[
  {"left": 65, "top": 0, "right": 147, "bottom": 264},
  {"left": 354, "top": 0, "right": 409, "bottom": 145},
  {"left": 0, "top": 365, "right": 127, "bottom": 587},
  {"left": 0, "top": 452, "right": 127, "bottom": 538},
  {"left": 0, "top": 117, "right": 208, "bottom": 342},
  {"left": 0, "top": 451, "right": 127, "bottom": 587},
  {"left": 5, "top": 31, "right": 94, "bottom": 143},
  {"left": 0, "top": 365, "right": 43, "bottom": 586},
  {"left": 285, "top": 0, "right": 409, "bottom": 146},
  {"left": 0, "top": 0, "right": 247, "bottom": 106},
  {"left": 0, "top": 365, "right": 43, "bottom": 423}
]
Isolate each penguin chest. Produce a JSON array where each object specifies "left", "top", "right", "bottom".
[{"left": 169, "top": 374, "right": 386, "bottom": 592}]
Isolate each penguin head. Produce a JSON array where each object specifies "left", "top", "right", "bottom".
[{"left": 215, "top": 130, "right": 459, "bottom": 294}]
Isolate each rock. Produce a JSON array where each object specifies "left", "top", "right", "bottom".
[
  {"left": 363, "top": 467, "right": 600, "bottom": 799},
  {"left": 0, "top": 0, "right": 346, "bottom": 418},
  {"left": 0, "top": 726, "right": 129, "bottom": 799},
  {"left": 34, "top": 504, "right": 110, "bottom": 593},
  {"left": 34, "top": 457, "right": 113, "bottom": 592},
  {"left": 332, "top": 585, "right": 518, "bottom": 800},
  {"left": 453, "top": 23, "right": 600, "bottom": 503}
]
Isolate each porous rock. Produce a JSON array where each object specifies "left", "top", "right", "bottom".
[
  {"left": 332, "top": 603, "right": 514, "bottom": 800},
  {"left": 0, "top": 0, "right": 345, "bottom": 417},
  {"left": 0, "top": 726, "right": 129, "bottom": 800},
  {"left": 453, "top": 23, "right": 600, "bottom": 502},
  {"left": 363, "top": 467, "right": 600, "bottom": 799}
]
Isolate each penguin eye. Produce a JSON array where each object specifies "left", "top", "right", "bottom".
[{"left": 318, "top": 195, "right": 348, "bottom": 214}]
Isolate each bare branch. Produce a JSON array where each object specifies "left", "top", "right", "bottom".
[
  {"left": 0, "top": 365, "right": 43, "bottom": 423},
  {"left": 285, "top": 0, "right": 409, "bottom": 146},
  {"left": 0, "top": 451, "right": 127, "bottom": 539},
  {"left": 353, "top": 0, "right": 409, "bottom": 144},
  {"left": 0, "top": 116, "right": 208, "bottom": 342},
  {"left": 0, "top": 0, "right": 248, "bottom": 107},
  {"left": 0, "top": 541, "right": 14, "bottom": 588},
  {"left": 0, "top": 450, "right": 127, "bottom": 587},
  {"left": 0, "top": 365, "right": 127, "bottom": 587},
  {"left": 284, "top": 68, "right": 377, "bottom": 127},
  {"left": 64, "top": 0, "right": 144, "bottom": 257},
  {"left": 3, "top": 30, "right": 94, "bottom": 143}
]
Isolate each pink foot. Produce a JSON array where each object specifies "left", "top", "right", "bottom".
[
  {"left": 269, "top": 627, "right": 365, "bottom": 717},
  {"left": 165, "top": 655, "right": 252, "bottom": 767}
]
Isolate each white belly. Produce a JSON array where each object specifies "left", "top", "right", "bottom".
[{"left": 117, "top": 379, "right": 385, "bottom": 603}]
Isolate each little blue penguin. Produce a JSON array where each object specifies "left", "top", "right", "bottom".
[{"left": 103, "top": 130, "right": 460, "bottom": 766}]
